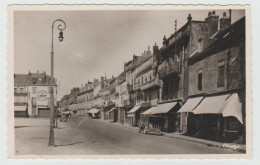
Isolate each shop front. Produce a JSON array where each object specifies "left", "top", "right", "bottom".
[
  {"left": 141, "top": 101, "right": 181, "bottom": 132},
  {"left": 14, "top": 105, "right": 28, "bottom": 117},
  {"left": 177, "top": 96, "right": 204, "bottom": 134},
  {"left": 108, "top": 108, "right": 118, "bottom": 122},
  {"left": 87, "top": 108, "right": 100, "bottom": 118},
  {"left": 127, "top": 106, "right": 141, "bottom": 126},
  {"left": 191, "top": 93, "right": 244, "bottom": 143}
]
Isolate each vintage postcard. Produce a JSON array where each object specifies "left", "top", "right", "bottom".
[{"left": 7, "top": 4, "right": 252, "bottom": 159}]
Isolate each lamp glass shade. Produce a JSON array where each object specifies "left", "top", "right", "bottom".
[{"left": 58, "top": 31, "right": 64, "bottom": 42}]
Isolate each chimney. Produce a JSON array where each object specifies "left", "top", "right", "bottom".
[
  {"left": 205, "top": 10, "right": 219, "bottom": 37},
  {"left": 219, "top": 12, "right": 231, "bottom": 30},
  {"left": 153, "top": 43, "right": 159, "bottom": 55},
  {"left": 101, "top": 76, "right": 104, "bottom": 89},
  {"left": 187, "top": 13, "right": 192, "bottom": 22}
]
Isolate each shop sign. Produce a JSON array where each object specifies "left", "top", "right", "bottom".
[{"left": 37, "top": 90, "right": 48, "bottom": 101}]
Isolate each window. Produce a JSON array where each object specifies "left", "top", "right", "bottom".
[
  {"left": 20, "top": 88, "right": 24, "bottom": 93},
  {"left": 217, "top": 61, "right": 225, "bottom": 87},
  {"left": 14, "top": 88, "right": 17, "bottom": 93},
  {"left": 198, "top": 70, "right": 203, "bottom": 91},
  {"left": 32, "top": 87, "right": 37, "bottom": 94}
]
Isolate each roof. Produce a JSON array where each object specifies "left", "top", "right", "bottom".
[
  {"left": 14, "top": 72, "right": 57, "bottom": 86},
  {"left": 189, "top": 17, "right": 245, "bottom": 62}
]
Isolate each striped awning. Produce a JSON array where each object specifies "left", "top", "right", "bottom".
[
  {"left": 150, "top": 102, "right": 178, "bottom": 114},
  {"left": 127, "top": 106, "right": 141, "bottom": 114},
  {"left": 193, "top": 94, "right": 231, "bottom": 114},
  {"left": 141, "top": 107, "right": 157, "bottom": 115},
  {"left": 178, "top": 96, "right": 204, "bottom": 113},
  {"left": 193, "top": 93, "right": 243, "bottom": 124}
]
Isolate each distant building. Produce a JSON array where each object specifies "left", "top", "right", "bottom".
[{"left": 14, "top": 70, "right": 57, "bottom": 117}]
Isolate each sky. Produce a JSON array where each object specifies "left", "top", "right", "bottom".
[{"left": 14, "top": 9, "right": 245, "bottom": 100}]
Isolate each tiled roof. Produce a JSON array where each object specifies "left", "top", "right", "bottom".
[{"left": 14, "top": 72, "right": 57, "bottom": 86}]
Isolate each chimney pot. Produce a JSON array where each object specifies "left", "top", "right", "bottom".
[
  {"left": 212, "top": 11, "right": 216, "bottom": 15},
  {"left": 163, "top": 35, "right": 166, "bottom": 41},
  {"left": 187, "top": 13, "right": 192, "bottom": 21},
  {"left": 223, "top": 12, "right": 227, "bottom": 17},
  {"left": 208, "top": 12, "right": 211, "bottom": 16}
]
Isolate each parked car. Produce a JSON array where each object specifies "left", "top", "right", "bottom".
[{"left": 63, "top": 110, "right": 72, "bottom": 117}]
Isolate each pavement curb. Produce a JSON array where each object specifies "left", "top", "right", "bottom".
[{"left": 163, "top": 133, "right": 246, "bottom": 153}]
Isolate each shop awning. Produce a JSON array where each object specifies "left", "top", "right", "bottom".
[
  {"left": 222, "top": 93, "right": 243, "bottom": 124},
  {"left": 14, "top": 106, "right": 27, "bottom": 112},
  {"left": 193, "top": 94, "right": 231, "bottom": 114},
  {"left": 150, "top": 102, "right": 178, "bottom": 114},
  {"left": 127, "top": 106, "right": 141, "bottom": 114},
  {"left": 193, "top": 93, "right": 243, "bottom": 124},
  {"left": 141, "top": 107, "right": 157, "bottom": 115},
  {"left": 177, "top": 96, "right": 204, "bottom": 113},
  {"left": 88, "top": 108, "right": 100, "bottom": 114},
  {"left": 108, "top": 108, "right": 116, "bottom": 113}
]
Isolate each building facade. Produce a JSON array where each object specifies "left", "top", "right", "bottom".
[{"left": 14, "top": 71, "right": 57, "bottom": 117}]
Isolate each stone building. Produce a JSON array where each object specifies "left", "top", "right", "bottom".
[
  {"left": 14, "top": 71, "right": 57, "bottom": 117},
  {"left": 178, "top": 12, "right": 245, "bottom": 144}
]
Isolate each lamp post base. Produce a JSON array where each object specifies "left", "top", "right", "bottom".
[{"left": 48, "top": 130, "right": 55, "bottom": 147}]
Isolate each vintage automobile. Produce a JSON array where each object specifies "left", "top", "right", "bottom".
[
  {"left": 63, "top": 110, "right": 72, "bottom": 117},
  {"left": 138, "top": 116, "right": 163, "bottom": 136}
]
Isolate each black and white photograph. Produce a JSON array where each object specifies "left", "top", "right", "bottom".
[{"left": 7, "top": 5, "right": 251, "bottom": 159}]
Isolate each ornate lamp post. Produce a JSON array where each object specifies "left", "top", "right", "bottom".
[{"left": 49, "top": 19, "right": 66, "bottom": 146}]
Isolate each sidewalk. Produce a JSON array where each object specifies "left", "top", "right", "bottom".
[
  {"left": 14, "top": 118, "right": 97, "bottom": 156},
  {"left": 95, "top": 117, "right": 246, "bottom": 153}
]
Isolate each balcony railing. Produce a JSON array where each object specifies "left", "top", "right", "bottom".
[
  {"left": 127, "top": 84, "right": 134, "bottom": 92},
  {"left": 158, "top": 63, "right": 180, "bottom": 78},
  {"left": 141, "top": 78, "right": 161, "bottom": 91},
  {"left": 134, "top": 82, "right": 141, "bottom": 90},
  {"left": 123, "top": 100, "right": 135, "bottom": 106}
]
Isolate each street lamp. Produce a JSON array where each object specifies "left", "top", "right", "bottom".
[{"left": 49, "top": 19, "right": 66, "bottom": 146}]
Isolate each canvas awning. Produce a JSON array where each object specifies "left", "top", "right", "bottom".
[
  {"left": 108, "top": 108, "right": 116, "bottom": 113},
  {"left": 193, "top": 94, "right": 231, "bottom": 114},
  {"left": 222, "top": 93, "right": 243, "bottom": 124},
  {"left": 141, "top": 107, "right": 157, "bottom": 115},
  {"left": 177, "top": 96, "right": 204, "bottom": 113},
  {"left": 150, "top": 102, "right": 178, "bottom": 114},
  {"left": 88, "top": 108, "right": 100, "bottom": 114},
  {"left": 193, "top": 93, "right": 243, "bottom": 124},
  {"left": 14, "top": 106, "right": 27, "bottom": 112},
  {"left": 127, "top": 106, "right": 141, "bottom": 114}
]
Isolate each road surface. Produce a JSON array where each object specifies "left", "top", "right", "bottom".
[{"left": 66, "top": 117, "right": 239, "bottom": 154}]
